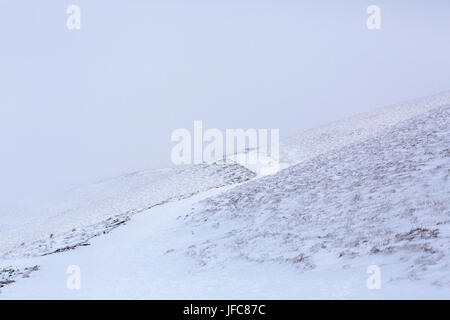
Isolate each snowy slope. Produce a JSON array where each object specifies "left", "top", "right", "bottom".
[
  {"left": 179, "top": 106, "right": 450, "bottom": 290},
  {"left": 1, "top": 96, "right": 449, "bottom": 299},
  {"left": 279, "top": 90, "right": 450, "bottom": 166},
  {"left": 234, "top": 90, "right": 450, "bottom": 175},
  {"left": 2, "top": 179, "right": 446, "bottom": 299},
  {"left": 0, "top": 163, "right": 255, "bottom": 257}
]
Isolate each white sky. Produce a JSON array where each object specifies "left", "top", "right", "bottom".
[{"left": 1, "top": 0, "right": 450, "bottom": 209}]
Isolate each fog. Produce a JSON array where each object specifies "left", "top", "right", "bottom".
[{"left": 1, "top": 0, "right": 450, "bottom": 210}]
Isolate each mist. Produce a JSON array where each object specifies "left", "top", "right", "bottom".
[{"left": 1, "top": 0, "right": 450, "bottom": 211}]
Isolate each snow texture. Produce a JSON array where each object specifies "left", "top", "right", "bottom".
[
  {"left": 279, "top": 90, "right": 450, "bottom": 166},
  {"left": 0, "top": 163, "right": 255, "bottom": 257},
  {"left": 234, "top": 90, "right": 450, "bottom": 176},
  {"left": 181, "top": 106, "right": 450, "bottom": 289}
]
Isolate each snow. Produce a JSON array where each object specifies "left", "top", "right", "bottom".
[
  {"left": 233, "top": 90, "right": 450, "bottom": 176},
  {"left": 1, "top": 93, "right": 449, "bottom": 299},
  {"left": 1, "top": 183, "right": 447, "bottom": 299},
  {"left": 180, "top": 106, "right": 450, "bottom": 295},
  {"left": 0, "top": 163, "right": 255, "bottom": 257},
  {"left": 278, "top": 90, "right": 450, "bottom": 166}
]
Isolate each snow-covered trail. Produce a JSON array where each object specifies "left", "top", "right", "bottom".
[
  {"left": 0, "top": 185, "right": 232, "bottom": 299},
  {"left": 1, "top": 183, "right": 445, "bottom": 299},
  {"left": 0, "top": 164, "right": 255, "bottom": 256}
]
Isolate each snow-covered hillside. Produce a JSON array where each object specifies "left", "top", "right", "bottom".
[
  {"left": 1, "top": 94, "right": 449, "bottom": 299},
  {"left": 181, "top": 105, "right": 450, "bottom": 289},
  {"left": 0, "top": 163, "right": 255, "bottom": 257},
  {"left": 279, "top": 90, "right": 450, "bottom": 166},
  {"left": 235, "top": 90, "right": 450, "bottom": 175}
]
